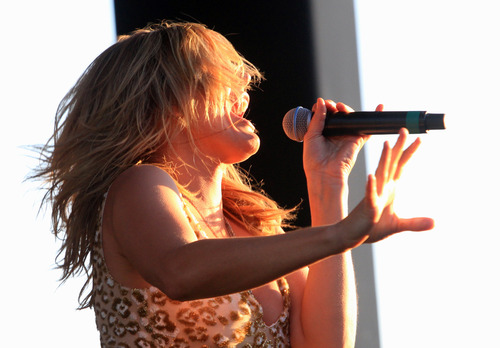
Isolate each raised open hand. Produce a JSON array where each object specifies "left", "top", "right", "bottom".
[
  {"left": 366, "top": 128, "right": 435, "bottom": 242},
  {"left": 339, "top": 129, "right": 435, "bottom": 249}
]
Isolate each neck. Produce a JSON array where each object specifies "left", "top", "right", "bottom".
[
  {"left": 150, "top": 132, "right": 232, "bottom": 233},
  {"left": 180, "top": 162, "right": 225, "bottom": 218},
  {"left": 179, "top": 163, "right": 229, "bottom": 237},
  {"left": 165, "top": 146, "right": 227, "bottom": 228}
]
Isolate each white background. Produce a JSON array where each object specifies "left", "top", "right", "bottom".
[
  {"left": 356, "top": 0, "right": 500, "bottom": 347},
  {"left": 1, "top": 1, "right": 114, "bottom": 346},
  {"left": 1, "top": 0, "right": 498, "bottom": 347}
]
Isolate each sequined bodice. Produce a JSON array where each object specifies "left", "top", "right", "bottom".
[{"left": 91, "top": 196, "right": 291, "bottom": 347}]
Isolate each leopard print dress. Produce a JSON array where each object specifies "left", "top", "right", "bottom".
[{"left": 91, "top": 196, "right": 291, "bottom": 348}]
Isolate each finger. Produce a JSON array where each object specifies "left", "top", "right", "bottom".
[
  {"left": 336, "top": 102, "right": 354, "bottom": 113},
  {"left": 335, "top": 102, "right": 372, "bottom": 143},
  {"left": 305, "top": 98, "right": 327, "bottom": 139},
  {"left": 374, "top": 141, "right": 391, "bottom": 194},
  {"left": 324, "top": 99, "right": 338, "bottom": 112},
  {"left": 397, "top": 217, "right": 435, "bottom": 232},
  {"left": 394, "top": 137, "right": 421, "bottom": 180},
  {"left": 314, "top": 99, "right": 337, "bottom": 114},
  {"left": 364, "top": 174, "right": 379, "bottom": 221},
  {"left": 366, "top": 174, "right": 377, "bottom": 206},
  {"left": 388, "top": 128, "right": 409, "bottom": 179}
]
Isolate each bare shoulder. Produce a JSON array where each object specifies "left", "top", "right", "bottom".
[
  {"left": 101, "top": 165, "right": 195, "bottom": 289},
  {"left": 105, "top": 165, "right": 185, "bottom": 228},
  {"left": 110, "top": 164, "right": 179, "bottom": 195}
]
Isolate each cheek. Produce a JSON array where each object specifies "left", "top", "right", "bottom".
[{"left": 191, "top": 114, "right": 227, "bottom": 138}]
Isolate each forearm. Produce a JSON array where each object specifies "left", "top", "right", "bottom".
[
  {"left": 307, "top": 175, "right": 349, "bottom": 225},
  {"left": 298, "top": 177, "right": 358, "bottom": 347},
  {"left": 157, "top": 224, "right": 344, "bottom": 301},
  {"left": 300, "top": 253, "right": 357, "bottom": 347}
]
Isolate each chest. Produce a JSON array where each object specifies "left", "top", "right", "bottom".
[
  {"left": 227, "top": 222, "right": 287, "bottom": 326},
  {"left": 251, "top": 280, "right": 287, "bottom": 326}
]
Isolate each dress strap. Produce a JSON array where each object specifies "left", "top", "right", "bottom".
[{"left": 179, "top": 193, "right": 209, "bottom": 240}]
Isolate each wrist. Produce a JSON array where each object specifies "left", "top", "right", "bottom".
[
  {"left": 306, "top": 174, "right": 348, "bottom": 200},
  {"left": 307, "top": 176, "right": 349, "bottom": 226}
]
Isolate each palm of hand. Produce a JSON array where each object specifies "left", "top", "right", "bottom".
[
  {"left": 363, "top": 129, "right": 433, "bottom": 243},
  {"left": 304, "top": 135, "right": 367, "bottom": 182},
  {"left": 365, "top": 179, "right": 399, "bottom": 243},
  {"left": 302, "top": 98, "right": 433, "bottom": 247}
]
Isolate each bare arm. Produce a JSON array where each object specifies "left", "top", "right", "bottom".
[
  {"left": 105, "top": 165, "right": 368, "bottom": 302},
  {"left": 286, "top": 183, "right": 356, "bottom": 348},
  {"left": 104, "top": 100, "right": 433, "bottom": 347},
  {"left": 288, "top": 99, "right": 434, "bottom": 347},
  {"left": 287, "top": 98, "right": 366, "bottom": 348}
]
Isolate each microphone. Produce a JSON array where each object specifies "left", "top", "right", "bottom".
[{"left": 282, "top": 106, "right": 446, "bottom": 142}]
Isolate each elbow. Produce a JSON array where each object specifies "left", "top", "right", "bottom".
[
  {"left": 143, "top": 242, "right": 213, "bottom": 302},
  {"left": 162, "top": 288, "right": 192, "bottom": 303},
  {"left": 152, "top": 258, "right": 198, "bottom": 302},
  {"left": 158, "top": 279, "right": 191, "bottom": 302}
]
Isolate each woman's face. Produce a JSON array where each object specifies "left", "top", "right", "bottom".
[{"left": 191, "top": 86, "right": 260, "bottom": 164}]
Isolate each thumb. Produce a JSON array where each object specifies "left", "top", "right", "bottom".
[{"left": 397, "top": 217, "right": 435, "bottom": 232}]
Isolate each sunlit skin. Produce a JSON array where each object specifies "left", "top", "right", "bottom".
[
  {"left": 305, "top": 99, "right": 434, "bottom": 245},
  {"left": 34, "top": 19, "right": 436, "bottom": 346},
  {"left": 101, "top": 94, "right": 434, "bottom": 347},
  {"left": 294, "top": 98, "right": 434, "bottom": 346},
  {"left": 189, "top": 90, "right": 260, "bottom": 164}
]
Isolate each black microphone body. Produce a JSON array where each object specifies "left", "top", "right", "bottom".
[{"left": 282, "top": 106, "right": 446, "bottom": 142}]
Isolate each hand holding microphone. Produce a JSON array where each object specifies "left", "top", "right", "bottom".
[
  {"left": 300, "top": 98, "right": 435, "bottom": 239},
  {"left": 282, "top": 104, "right": 446, "bottom": 142}
]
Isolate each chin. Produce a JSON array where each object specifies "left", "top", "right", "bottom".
[
  {"left": 246, "top": 131, "right": 261, "bottom": 152},
  {"left": 246, "top": 137, "right": 261, "bottom": 157},
  {"left": 226, "top": 135, "right": 260, "bottom": 164}
]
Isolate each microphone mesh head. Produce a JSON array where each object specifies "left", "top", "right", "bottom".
[{"left": 282, "top": 107, "right": 311, "bottom": 142}]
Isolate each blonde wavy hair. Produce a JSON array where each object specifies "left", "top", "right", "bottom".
[{"left": 33, "top": 21, "right": 296, "bottom": 308}]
